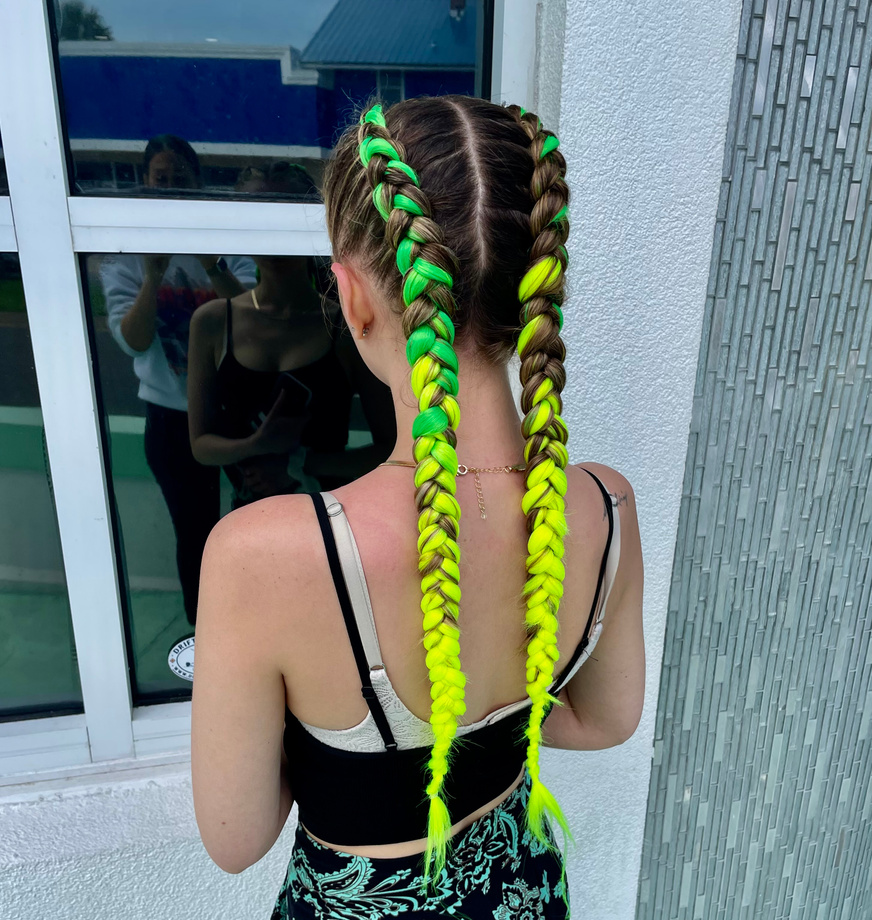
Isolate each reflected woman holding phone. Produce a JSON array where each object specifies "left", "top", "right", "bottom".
[{"left": 101, "top": 133, "right": 256, "bottom": 626}]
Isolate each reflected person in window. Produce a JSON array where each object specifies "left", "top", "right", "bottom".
[
  {"left": 192, "top": 98, "right": 645, "bottom": 918},
  {"left": 186, "top": 162, "right": 394, "bottom": 510},
  {"left": 100, "top": 134, "right": 257, "bottom": 626}
]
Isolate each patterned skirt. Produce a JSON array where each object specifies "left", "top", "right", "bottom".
[{"left": 271, "top": 774, "right": 569, "bottom": 920}]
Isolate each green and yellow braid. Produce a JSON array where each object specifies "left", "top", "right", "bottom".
[
  {"left": 508, "top": 105, "right": 573, "bottom": 848},
  {"left": 357, "top": 104, "right": 466, "bottom": 883}
]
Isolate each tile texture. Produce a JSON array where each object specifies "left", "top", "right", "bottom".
[{"left": 636, "top": 1, "right": 872, "bottom": 918}]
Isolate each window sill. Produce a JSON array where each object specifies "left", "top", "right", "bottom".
[{"left": 0, "top": 700, "right": 192, "bottom": 793}]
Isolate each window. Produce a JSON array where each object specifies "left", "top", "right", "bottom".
[
  {"left": 378, "top": 71, "right": 406, "bottom": 106},
  {"left": 86, "top": 249, "right": 396, "bottom": 701},
  {"left": 54, "top": 0, "right": 483, "bottom": 199},
  {"left": 0, "top": 0, "right": 535, "bottom": 780},
  {"left": 0, "top": 254, "right": 84, "bottom": 722}
]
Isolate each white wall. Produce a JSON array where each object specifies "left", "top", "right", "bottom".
[
  {"left": 541, "top": 0, "right": 742, "bottom": 917},
  {"left": 0, "top": 2, "right": 742, "bottom": 918},
  {"left": 0, "top": 763, "right": 295, "bottom": 920}
]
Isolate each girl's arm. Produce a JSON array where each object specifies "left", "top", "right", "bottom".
[
  {"left": 191, "top": 502, "right": 300, "bottom": 873},
  {"left": 186, "top": 301, "right": 262, "bottom": 466},
  {"left": 543, "top": 464, "right": 645, "bottom": 750}
]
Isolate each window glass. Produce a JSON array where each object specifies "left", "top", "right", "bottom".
[
  {"left": 0, "top": 254, "right": 83, "bottom": 720},
  {"left": 86, "top": 250, "right": 395, "bottom": 701},
  {"left": 52, "top": 0, "right": 490, "bottom": 199}
]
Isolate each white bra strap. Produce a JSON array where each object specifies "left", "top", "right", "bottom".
[{"left": 320, "top": 492, "right": 384, "bottom": 670}]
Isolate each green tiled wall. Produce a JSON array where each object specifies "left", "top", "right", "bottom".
[{"left": 637, "top": 1, "right": 872, "bottom": 917}]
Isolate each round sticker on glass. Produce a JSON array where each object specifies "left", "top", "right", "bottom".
[{"left": 168, "top": 635, "right": 195, "bottom": 681}]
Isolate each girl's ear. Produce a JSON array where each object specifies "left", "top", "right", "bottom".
[{"left": 332, "top": 262, "right": 375, "bottom": 339}]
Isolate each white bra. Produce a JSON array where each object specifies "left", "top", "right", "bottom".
[{"left": 299, "top": 482, "right": 622, "bottom": 753}]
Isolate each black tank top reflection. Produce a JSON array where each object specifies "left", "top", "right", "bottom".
[{"left": 213, "top": 299, "right": 353, "bottom": 493}]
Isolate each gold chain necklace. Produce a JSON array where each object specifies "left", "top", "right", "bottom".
[
  {"left": 379, "top": 460, "right": 525, "bottom": 520},
  {"left": 250, "top": 288, "right": 291, "bottom": 318}
]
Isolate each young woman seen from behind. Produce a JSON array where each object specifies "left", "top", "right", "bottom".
[{"left": 191, "top": 96, "right": 645, "bottom": 919}]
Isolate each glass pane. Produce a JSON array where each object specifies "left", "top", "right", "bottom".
[
  {"left": 52, "top": 0, "right": 490, "bottom": 199},
  {"left": 86, "top": 252, "right": 395, "bottom": 701},
  {"left": 0, "top": 254, "right": 83, "bottom": 720}
]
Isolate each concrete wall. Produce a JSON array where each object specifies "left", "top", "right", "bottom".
[
  {"left": 0, "top": 764, "right": 296, "bottom": 920},
  {"left": 541, "top": 0, "right": 742, "bottom": 916},
  {"left": 0, "top": 2, "right": 742, "bottom": 918}
]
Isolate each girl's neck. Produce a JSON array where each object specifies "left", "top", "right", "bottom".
[{"left": 386, "top": 356, "right": 526, "bottom": 468}]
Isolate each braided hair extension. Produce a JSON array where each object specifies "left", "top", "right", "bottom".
[
  {"left": 506, "top": 105, "right": 573, "bottom": 849},
  {"left": 323, "top": 95, "right": 575, "bottom": 886},
  {"left": 356, "top": 105, "right": 467, "bottom": 883}
]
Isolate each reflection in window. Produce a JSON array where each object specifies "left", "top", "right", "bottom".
[
  {"left": 87, "top": 247, "right": 394, "bottom": 701},
  {"left": 51, "top": 0, "right": 488, "bottom": 198},
  {"left": 378, "top": 71, "right": 405, "bottom": 107},
  {"left": 0, "top": 255, "right": 83, "bottom": 720}
]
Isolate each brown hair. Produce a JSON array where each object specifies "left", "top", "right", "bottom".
[
  {"left": 326, "top": 96, "right": 567, "bottom": 362},
  {"left": 323, "top": 94, "right": 572, "bottom": 878}
]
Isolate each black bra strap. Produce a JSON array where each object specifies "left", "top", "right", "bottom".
[
  {"left": 550, "top": 467, "right": 615, "bottom": 691},
  {"left": 310, "top": 493, "right": 398, "bottom": 752},
  {"left": 581, "top": 468, "right": 615, "bottom": 640}
]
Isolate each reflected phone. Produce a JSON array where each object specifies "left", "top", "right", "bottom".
[{"left": 261, "top": 371, "right": 313, "bottom": 420}]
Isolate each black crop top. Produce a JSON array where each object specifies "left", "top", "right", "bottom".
[
  {"left": 213, "top": 299, "right": 353, "bottom": 453},
  {"left": 284, "top": 472, "right": 616, "bottom": 845}
]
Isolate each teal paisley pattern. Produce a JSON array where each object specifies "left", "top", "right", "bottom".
[{"left": 271, "top": 775, "right": 569, "bottom": 919}]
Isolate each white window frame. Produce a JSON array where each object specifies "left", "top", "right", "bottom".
[
  {"left": 0, "top": 0, "right": 537, "bottom": 784},
  {"left": 377, "top": 70, "right": 406, "bottom": 105}
]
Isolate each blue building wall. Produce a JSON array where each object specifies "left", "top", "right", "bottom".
[
  {"left": 404, "top": 71, "right": 476, "bottom": 99},
  {"left": 59, "top": 57, "right": 328, "bottom": 147},
  {"left": 58, "top": 55, "right": 476, "bottom": 150}
]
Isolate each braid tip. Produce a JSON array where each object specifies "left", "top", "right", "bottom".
[
  {"left": 527, "top": 774, "right": 573, "bottom": 851},
  {"left": 421, "top": 793, "right": 452, "bottom": 891}
]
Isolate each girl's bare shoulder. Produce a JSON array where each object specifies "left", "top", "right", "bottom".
[
  {"left": 574, "top": 461, "right": 635, "bottom": 500},
  {"left": 199, "top": 494, "right": 326, "bottom": 627},
  {"left": 189, "top": 296, "right": 229, "bottom": 339}
]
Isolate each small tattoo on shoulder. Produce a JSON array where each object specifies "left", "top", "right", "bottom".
[{"left": 604, "top": 492, "right": 629, "bottom": 518}]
